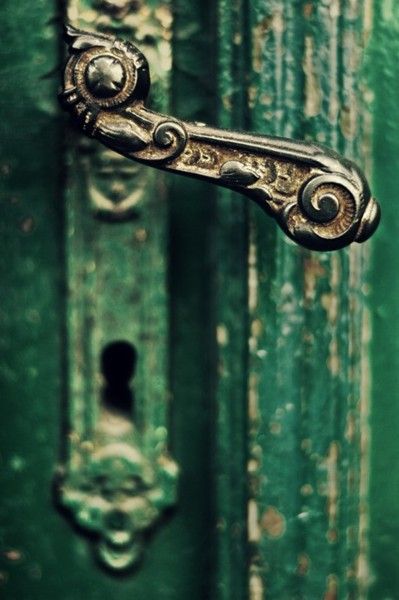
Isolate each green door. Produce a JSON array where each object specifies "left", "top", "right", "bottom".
[{"left": 0, "top": 1, "right": 397, "bottom": 598}]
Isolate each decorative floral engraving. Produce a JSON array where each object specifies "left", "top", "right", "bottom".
[
  {"left": 61, "top": 26, "right": 380, "bottom": 250},
  {"left": 66, "top": 0, "right": 172, "bottom": 220}
]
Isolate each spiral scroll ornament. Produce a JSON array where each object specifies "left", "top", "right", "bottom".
[
  {"left": 280, "top": 173, "right": 380, "bottom": 250},
  {"left": 151, "top": 121, "right": 188, "bottom": 162}
]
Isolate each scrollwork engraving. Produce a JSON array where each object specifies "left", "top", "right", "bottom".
[{"left": 61, "top": 25, "right": 380, "bottom": 250}]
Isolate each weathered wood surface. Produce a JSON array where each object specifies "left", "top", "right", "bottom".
[{"left": 215, "top": 1, "right": 372, "bottom": 598}]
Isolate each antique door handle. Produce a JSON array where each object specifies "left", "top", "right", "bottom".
[{"left": 61, "top": 25, "right": 380, "bottom": 251}]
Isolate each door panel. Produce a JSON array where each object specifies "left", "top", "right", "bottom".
[{"left": 245, "top": 2, "right": 370, "bottom": 598}]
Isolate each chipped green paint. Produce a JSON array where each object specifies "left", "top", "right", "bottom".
[{"left": 246, "top": 0, "right": 371, "bottom": 597}]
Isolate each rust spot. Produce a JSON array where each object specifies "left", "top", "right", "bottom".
[
  {"left": 261, "top": 506, "right": 286, "bottom": 539},
  {"left": 297, "top": 553, "right": 310, "bottom": 576},
  {"left": 303, "top": 2, "right": 313, "bottom": 18},
  {"left": 326, "top": 528, "right": 338, "bottom": 544},
  {"left": 325, "top": 442, "right": 340, "bottom": 540},
  {"left": 324, "top": 574, "right": 338, "bottom": 599}
]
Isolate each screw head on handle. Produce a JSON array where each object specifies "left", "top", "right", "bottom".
[{"left": 85, "top": 55, "right": 126, "bottom": 99}]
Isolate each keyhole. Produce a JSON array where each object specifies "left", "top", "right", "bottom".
[{"left": 101, "top": 341, "right": 137, "bottom": 415}]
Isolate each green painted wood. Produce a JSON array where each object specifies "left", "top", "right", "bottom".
[
  {"left": 212, "top": 1, "right": 249, "bottom": 599},
  {"left": 169, "top": 2, "right": 218, "bottom": 598},
  {"left": 0, "top": 1, "right": 67, "bottom": 596},
  {"left": 245, "top": 1, "right": 371, "bottom": 598},
  {"left": 368, "top": 3, "right": 399, "bottom": 598}
]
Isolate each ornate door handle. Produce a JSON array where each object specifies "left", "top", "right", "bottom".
[{"left": 61, "top": 25, "right": 380, "bottom": 251}]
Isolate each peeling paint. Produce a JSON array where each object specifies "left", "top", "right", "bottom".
[
  {"left": 303, "top": 3, "right": 313, "bottom": 19},
  {"left": 134, "top": 228, "right": 148, "bottom": 243},
  {"left": 325, "top": 442, "right": 340, "bottom": 536},
  {"left": 304, "top": 257, "right": 326, "bottom": 302},
  {"left": 345, "top": 411, "right": 356, "bottom": 443},
  {"left": 248, "top": 499, "right": 261, "bottom": 543},
  {"left": 321, "top": 292, "right": 339, "bottom": 325},
  {"left": 269, "top": 421, "right": 282, "bottom": 436},
  {"left": 248, "top": 240, "right": 258, "bottom": 312},
  {"left": 252, "top": 17, "right": 271, "bottom": 74},
  {"left": 216, "top": 324, "right": 229, "bottom": 347},
  {"left": 261, "top": 506, "right": 286, "bottom": 539},
  {"left": 297, "top": 552, "right": 311, "bottom": 576},
  {"left": 301, "top": 483, "right": 314, "bottom": 497},
  {"left": 324, "top": 574, "right": 339, "bottom": 599},
  {"left": 4, "top": 549, "right": 23, "bottom": 563},
  {"left": 248, "top": 373, "right": 260, "bottom": 423},
  {"left": 249, "top": 567, "right": 264, "bottom": 600},
  {"left": 303, "top": 35, "right": 321, "bottom": 118},
  {"left": 327, "top": 337, "right": 340, "bottom": 377}
]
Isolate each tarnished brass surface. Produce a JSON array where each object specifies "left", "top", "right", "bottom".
[
  {"left": 58, "top": 10, "right": 178, "bottom": 574},
  {"left": 61, "top": 25, "right": 380, "bottom": 251}
]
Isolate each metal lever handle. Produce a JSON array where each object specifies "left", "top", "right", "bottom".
[{"left": 61, "top": 25, "right": 380, "bottom": 251}]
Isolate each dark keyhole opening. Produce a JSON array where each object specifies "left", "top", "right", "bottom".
[{"left": 101, "top": 341, "right": 137, "bottom": 415}]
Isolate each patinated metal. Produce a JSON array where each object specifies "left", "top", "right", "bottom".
[
  {"left": 57, "top": 3, "right": 178, "bottom": 574},
  {"left": 61, "top": 25, "right": 380, "bottom": 251},
  {"left": 57, "top": 407, "right": 178, "bottom": 571}
]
